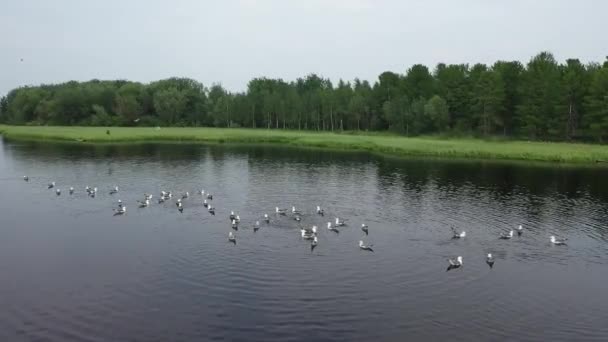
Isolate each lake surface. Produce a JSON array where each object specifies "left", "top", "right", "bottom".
[{"left": 1, "top": 138, "right": 608, "bottom": 342}]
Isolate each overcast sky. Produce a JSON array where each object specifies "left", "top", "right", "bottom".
[{"left": 1, "top": 0, "right": 606, "bottom": 95}]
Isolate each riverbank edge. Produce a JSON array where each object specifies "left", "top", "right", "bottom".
[{"left": 1, "top": 125, "right": 607, "bottom": 164}]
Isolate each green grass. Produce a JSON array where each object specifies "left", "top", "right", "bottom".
[{"left": 1, "top": 125, "right": 607, "bottom": 164}]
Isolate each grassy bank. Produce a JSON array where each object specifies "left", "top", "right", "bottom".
[{"left": 1, "top": 125, "right": 607, "bottom": 164}]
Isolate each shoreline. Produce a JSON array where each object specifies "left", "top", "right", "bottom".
[{"left": 1, "top": 125, "right": 607, "bottom": 164}]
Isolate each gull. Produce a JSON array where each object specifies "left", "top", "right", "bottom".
[
  {"left": 291, "top": 206, "right": 302, "bottom": 215},
  {"left": 446, "top": 256, "right": 463, "bottom": 271},
  {"left": 23, "top": 176, "right": 29, "bottom": 182},
  {"left": 113, "top": 205, "right": 127, "bottom": 216},
  {"left": 451, "top": 227, "right": 466, "bottom": 239},
  {"left": 109, "top": 186, "right": 119, "bottom": 195},
  {"left": 177, "top": 202, "right": 183, "bottom": 213},
  {"left": 276, "top": 207, "right": 287, "bottom": 215},
  {"left": 253, "top": 221, "right": 260, "bottom": 232},
  {"left": 311, "top": 236, "right": 318, "bottom": 252},
  {"left": 48, "top": 182, "right": 55, "bottom": 189},
  {"left": 69, "top": 187, "right": 74, "bottom": 195},
  {"left": 335, "top": 217, "right": 346, "bottom": 227},
  {"left": 359, "top": 241, "right": 374, "bottom": 252},
  {"left": 138, "top": 199, "right": 150, "bottom": 208},
  {"left": 301, "top": 226, "right": 317, "bottom": 240},
  {"left": 327, "top": 222, "right": 339, "bottom": 234},
  {"left": 486, "top": 253, "right": 495, "bottom": 268},
  {"left": 316, "top": 205, "right": 324, "bottom": 216},
  {"left": 228, "top": 232, "right": 236, "bottom": 245},
  {"left": 55, "top": 188, "right": 61, "bottom": 196},
  {"left": 264, "top": 214, "right": 270, "bottom": 224},
  {"left": 361, "top": 223, "right": 369, "bottom": 235},
  {"left": 182, "top": 192, "right": 189, "bottom": 199},
  {"left": 231, "top": 219, "right": 238, "bottom": 230},
  {"left": 499, "top": 230, "right": 514, "bottom": 240},
  {"left": 550, "top": 236, "right": 567, "bottom": 246},
  {"left": 517, "top": 224, "right": 523, "bottom": 236},
  {"left": 208, "top": 206, "right": 215, "bottom": 215}
]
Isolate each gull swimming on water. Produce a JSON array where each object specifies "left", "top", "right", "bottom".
[
  {"left": 23, "top": 176, "right": 29, "bottom": 182},
  {"left": 231, "top": 219, "right": 238, "bottom": 230},
  {"left": 361, "top": 223, "right": 369, "bottom": 235},
  {"left": 316, "top": 206, "right": 324, "bottom": 216},
  {"left": 327, "top": 222, "right": 339, "bottom": 234},
  {"left": 48, "top": 182, "right": 55, "bottom": 189},
  {"left": 446, "top": 256, "right": 463, "bottom": 271},
  {"left": 276, "top": 207, "right": 287, "bottom": 215},
  {"left": 291, "top": 206, "right": 302, "bottom": 215},
  {"left": 69, "top": 187, "right": 74, "bottom": 195},
  {"left": 517, "top": 224, "right": 523, "bottom": 236},
  {"left": 451, "top": 227, "right": 466, "bottom": 239},
  {"left": 264, "top": 214, "right": 270, "bottom": 223},
  {"left": 206, "top": 193, "right": 213, "bottom": 200},
  {"left": 138, "top": 199, "right": 150, "bottom": 208},
  {"left": 113, "top": 205, "right": 127, "bottom": 216},
  {"left": 177, "top": 202, "right": 183, "bottom": 213},
  {"left": 55, "top": 188, "right": 61, "bottom": 196},
  {"left": 499, "top": 230, "right": 514, "bottom": 240},
  {"left": 301, "top": 226, "right": 317, "bottom": 240},
  {"left": 182, "top": 192, "right": 189, "bottom": 199},
  {"left": 109, "top": 186, "right": 119, "bottom": 195},
  {"left": 228, "top": 232, "right": 236, "bottom": 245},
  {"left": 253, "top": 221, "right": 260, "bottom": 232},
  {"left": 203, "top": 199, "right": 208, "bottom": 208},
  {"left": 486, "top": 253, "right": 495, "bottom": 268},
  {"left": 550, "top": 235, "right": 567, "bottom": 245},
  {"left": 335, "top": 217, "right": 346, "bottom": 227},
  {"left": 311, "top": 236, "right": 318, "bottom": 252},
  {"left": 359, "top": 240, "right": 374, "bottom": 252},
  {"left": 208, "top": 205, "right": 215, "bottom": 215},
  {"left": 229, "top": 211, "right": 236, "bottom": 220}
]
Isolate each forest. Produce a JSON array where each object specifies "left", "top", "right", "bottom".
[{"left": 1, "top": 51, "right": 607, "bottom": 141}]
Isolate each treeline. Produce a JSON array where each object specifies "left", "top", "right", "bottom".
[{"left": 1, "top": 51, "right": 608, "bottom": 141}]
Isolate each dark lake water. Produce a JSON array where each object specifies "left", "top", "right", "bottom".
[{"left": 1, "top": 137, "right": 608, "bottom": 342}]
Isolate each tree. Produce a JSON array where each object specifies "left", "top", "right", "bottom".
[
  {"left": 471, "top": 70, "right": 505, "bottom": 135},
  {"left": 517, "top": 52, "right": 562, "bottom": 138},
  {"left": 561, "top": 59, "right": 590, "bottom": 139},
  {"left": 493, "top": 61, "right": 523, "bottom": 135},
  {"left": 153, "top": 87, "right": 186, "bottom": 125},
  {"left": 584, "top": 64, "right": 608, "bottom": 141},
  {"left": 424, "top": 95, "right": 449, "bottom": 132}
]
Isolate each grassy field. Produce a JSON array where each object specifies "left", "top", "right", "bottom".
[{"left": 1, "top": 125, "right": 607, "bottom": 164}]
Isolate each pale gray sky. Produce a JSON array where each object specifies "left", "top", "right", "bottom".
[{"left": 1, "top": 0, "right": 606, "bottom": 95}]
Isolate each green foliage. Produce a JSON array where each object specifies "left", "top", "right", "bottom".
[
  {"left": 1, "top": 51, "right": 607, "bottom": 143},
  {"left": 424, "top": 95, "right": 449, "bottom": 132}
]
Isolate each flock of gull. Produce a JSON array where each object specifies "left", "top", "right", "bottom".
[{"left": 25, "top": 175, "right": 569, "bottom": 271}]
